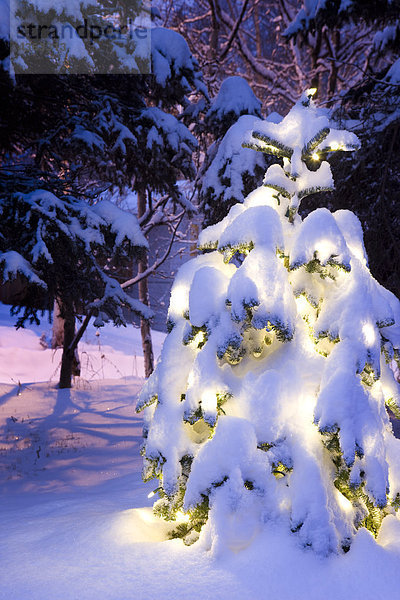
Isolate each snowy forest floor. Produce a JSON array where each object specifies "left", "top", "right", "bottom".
[{"left": 1, "top": 304, "right": 400, "bottom": 600}]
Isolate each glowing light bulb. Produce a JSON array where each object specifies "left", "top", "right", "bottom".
[
  {"left": 311, "top": 152, "right": 320, "bottom": 161},
  {"left": 170, "top": 284, "right": 187, "bottom": 316},
  {"left": 188, "top": 370, "right": 195, "bottom": 387},
  {"left": 176, "top": 510, "right": 190, "bottom": 523},
  {"left": 308, "top": 87, "right": 317, "bottom": 97},
  {"left": 337, "top": 491, "right": 353, "bottom": 513},
  {"left": 192, "top": 330, "right": 205, "bottom": 347},
  {"left": 330, "top": 142, "right": 339, "bottom": 150},
  {"left": 148, "top": 487, "right": 161, "bottom": 499},
  {"left": 295, "top": 294, "right": 310, "bottom": 316},
  {"left": 362, "top": 322, "right": 376, "bottom": 347}
]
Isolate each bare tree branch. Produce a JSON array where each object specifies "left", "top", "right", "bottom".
[
  {"left": 325, "top": 56, "right": 400, "bottom": 87},
  {"left": 122, "top": 211, "right": 186, "bottom": 290},
  {"left": 220, "top": 0, "right": 250, "bottom": 60}
]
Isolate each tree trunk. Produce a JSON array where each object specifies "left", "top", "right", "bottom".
[
  {"left": 137, "top": 189, "right": 154, "bottom": 378},
  {"left": 55, "top": 298, "right": 81, "bottom": 379},
  {"left": 310, "top": 31, "right": 322, "bottom": 93},
  {"left": 253, "top": 1, "right": 262, "bottom": 59},
  {"left": 209, "top": 0, "right": 221, "bottom": 60},
  {"left": 59, "top": 303, "right": 76, "bottom": 389},
  {"left": 327, "top": 30, "right": 340, "bottom": 102},
  {"left": 52, "top": 298, "right": 65, "bottom": 349}
]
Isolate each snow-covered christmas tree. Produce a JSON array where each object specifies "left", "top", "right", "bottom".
[{"left": 137, "top": 89, "right": 400, "bottom": 556}]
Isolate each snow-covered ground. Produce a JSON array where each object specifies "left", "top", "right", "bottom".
[
  {"left": 0, "top": 302, "right": 166, "bottom": 384},
  {"left": 1, "top": 302, "right": 400, "bottom": 600}
]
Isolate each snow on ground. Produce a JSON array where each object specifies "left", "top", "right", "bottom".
[
  {"left": 0, "top": 303, "right": 166, "bottom": 384},
  {"left": 1, "top": 302, "right": 400, "bottom": 599}
]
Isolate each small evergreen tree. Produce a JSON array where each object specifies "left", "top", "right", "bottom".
[
  {"left": 203, "top": 76, "right": 262, "bottom": 139},
  {"left": 137, "top": 90, "right": 400, "bottom": 556}
]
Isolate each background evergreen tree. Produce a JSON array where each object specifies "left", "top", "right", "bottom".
[
  {"left": 285, "top": 0, "right": 400, "bottom": 298},
  {"left": 0, "top": 1, "right": 207, "bottom": 376},
  {"left": 0, "top": 184, "right": 150, "bottom": 388},
  {"left": 155, "top": 1, "right": 400, "bottom": 304},
  {"left": 137, "top": 90, "right": 400, "bottom": 556}
]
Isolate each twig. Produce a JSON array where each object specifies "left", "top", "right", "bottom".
[
  {"left": 67, "top": 211, "right": 186, "bottom": 353},
  {"left": 122, "top": 211, "right": 185, "bottom": 290},
  {"left": 325, "top": 56, "right": 400, "bottom": 87},
  {"left": 220, "top": 0, "right": 250, "bottom": 60}
]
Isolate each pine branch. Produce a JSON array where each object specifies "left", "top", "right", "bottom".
[
  {"left": 242, "top": 140, "right": 289, "bottom": 158},
  {"left": 251, "top": 131, "right": 293, "bottom": 157},
  {"left": 298, "top": 184, "right": 335, "bottom": 200},
  {"left": 302, "top": 127, "right": 330, "bottom": 157},
  {"left": 264, "top": 182, "right": 292, "bottom": 198}
]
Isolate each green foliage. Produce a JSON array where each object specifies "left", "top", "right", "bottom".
[
  {"left": 168, "top": 496, "right": 210, "bottom": 546},
  {"left": 386, "top": 397, "right": 400, "bottom": 421},
  {"left": 264, "top": 182, "right": 292, "bottom": 200},
  {"left": 257, "top": 442, "right": 274, "bottom": 452},
  {"left": 217, "top": 333, "right": 246, "bottom": 364},
  {"left": 271, "top": 461, "right": 293, "bottom": 479},
  {"left": 183, "top": 325, "right": 208, "bottom": 348},
  {"left": 142, "top": 454, "right": 166, "bottom": 483},
  {"left": 166, "top": 318, "right": 176, "bottom": 333},
  {"left": 297, "top": 184, "right": 335, "bottom": 201},
  {"left": 248, "top": 131, "right": 293, "bottom": 158},
  {"left": 220, "top": 242, "right": 254, "bottom": 264},
  {"left": 136, "top": 394, "right": 158, "bottom": 414},
  {"left": 360, "top": 364, "right": 379, "bottom": 387},
  {"left": 322, "top": 431, "right": 397, "bottom": 538},
  {"left": 183, "top": 393, "right": 231, "bottom": 427},
  {"left": 147, "top": 453, "right": 210, "bottom": 546},
  {"left": 302, "top": 127, "right": 330, "bottom": 158},
  {"left": 183, "top": 406, "right": 204, "bottom": 425}
]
